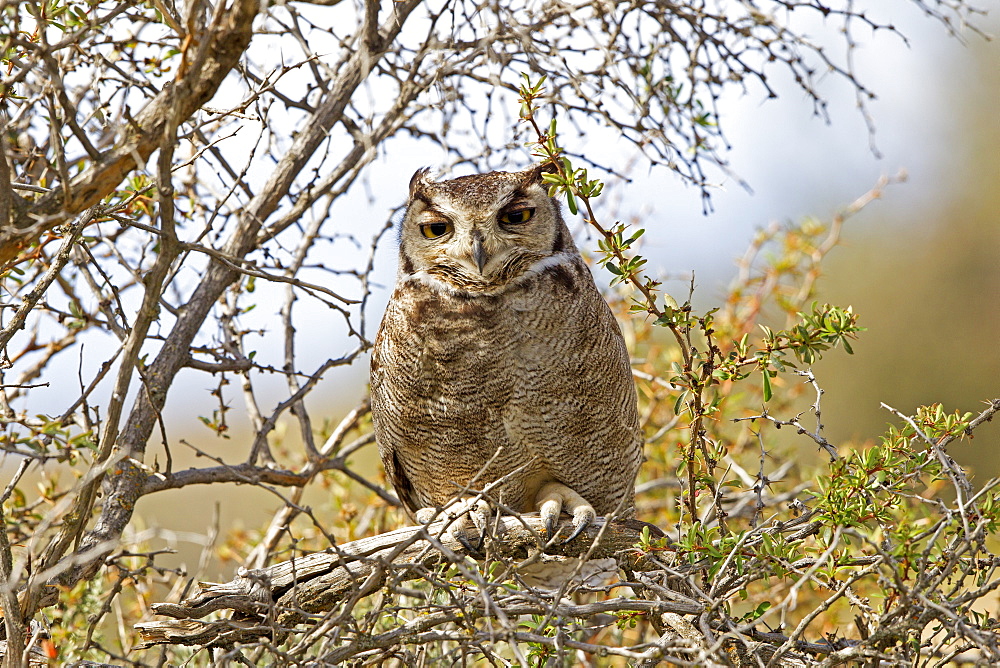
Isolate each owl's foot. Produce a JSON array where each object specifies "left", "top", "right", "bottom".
[
  {"left": 535, "top": 482, "right": 596, "bottom": 544},
  {"left": 416, "top": 498, "right": 492, "bottom": 557}
]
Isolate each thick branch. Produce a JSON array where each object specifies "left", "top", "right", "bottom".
[
  {"left": 135, "top": 516, "right": 690, "bottom": 649},
  {"left": 0, "top": 0, "right": 259, "bottom": 266}
]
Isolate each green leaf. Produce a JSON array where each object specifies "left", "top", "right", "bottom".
[
  {"left": 673, "top": 391, "right": 687, "bottom": 416},
  {"left": 761, "top": 369, "right": 773, "bottom": 402},
  {"left": 566, "top": 191, "right": 578, "bottom": 215}
]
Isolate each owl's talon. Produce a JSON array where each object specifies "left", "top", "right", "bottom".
[
  {"left": 543, "top": 514, "right": 558, "bottom": 541},
  {"left": 468, "top": 499, "right": 491, "bottom": 533},
  {"left": 561, "top": 516, "right": 591, "bottom": 544},
  {"left": 456, "top": 532, "right": 486, "bottom": 559},
  {"left": 420, "top": 498, "right": 493, "bottom": 557},
  {"left": 415, "top": 507, "right": 437, "bottom": 525},
  {"left": 536, "top": 481, "right": 596, "bottom": 545}
]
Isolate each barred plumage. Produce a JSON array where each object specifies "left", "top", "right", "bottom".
[{"left": 370, "top": 165, "right": 642, "bottom": 539}]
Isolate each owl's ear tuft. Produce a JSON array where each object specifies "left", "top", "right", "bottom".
[
  {"left": 409, "top": 168, "right": 434, "bottom": 199},
  {"left": 522, "top": 162, "right": 558, "bottom": 187}
]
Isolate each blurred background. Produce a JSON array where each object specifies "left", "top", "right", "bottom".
[{"left": 37, "top": 5, "right": 998, "bottom": 575}]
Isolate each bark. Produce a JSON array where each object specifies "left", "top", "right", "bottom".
[
  {"left": 0, "top": 0, "right": 260, "bottom": 266},
  {"left": 135, "top": 516, "right": 696, "bottom": 649}
]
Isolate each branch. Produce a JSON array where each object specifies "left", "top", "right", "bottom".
[
  {"left": 135, "top": 516, "right": 690, "bottom": 650},
  {"left": 48, "top": 0, "right": 426, "bottom": 592},
  {"left": 954, "top": 398, "right": 1000, "bottom": 446},
  {"left": 0, "top": 211, "right": 91, "bottom": 350},
  {"left": 0, "top": 0, "right": 260, "bottom": 266},
  {"left": 140, "top": 457, "right": 348, "bottom": 495}
]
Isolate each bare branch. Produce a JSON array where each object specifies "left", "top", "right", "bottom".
[{"left": 0, "top": 0, "right": 260, "bottom": 265}]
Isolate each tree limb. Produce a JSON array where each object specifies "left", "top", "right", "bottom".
[
  {"left": 47, "top": 0, "right": 426, "bottom": 592},
  {"left": 135, "top": 516, "right": 691, "bottom": 649},
  {"left": 0, "top": 0, "right": 259, "bottom": 266}
]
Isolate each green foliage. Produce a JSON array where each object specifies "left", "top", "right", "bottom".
[
  {"left": 521, "top": 615, "right": 559, "bottom": 667},
  {"left": 518, "top": 75, "right": 663, "bottom": 311},
  {"left": 0, "top": 415, "right": 96, "bottom": 462},
  {"left": 739, "top": 601, "right": 772, "bottom": 623},
  {"left": 519, "top": 76, "right": 863, "bottom": 410}
]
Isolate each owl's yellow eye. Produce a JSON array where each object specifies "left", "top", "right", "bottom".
[
  {"left": 420, "top": 221, "right": 453, "bottom": 238},
  {"left": 499, "top": 208, "right": 535, "bottom": 225}
]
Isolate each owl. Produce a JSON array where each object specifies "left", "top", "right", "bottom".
[{"left": 370, "top": 164, "right": 642, "bottom": 545}]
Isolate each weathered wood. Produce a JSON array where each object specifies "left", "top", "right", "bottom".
[{"left": 134, "top": 515, "right": 692, "bottom": 649}]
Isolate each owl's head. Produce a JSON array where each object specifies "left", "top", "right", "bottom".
[{"left": 397, "top": 165, "right": 576, "bottom": 295}]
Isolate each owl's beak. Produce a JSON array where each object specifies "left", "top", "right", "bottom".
[{"left": 471, "top": 229, "right": 488, "bottom": 274}]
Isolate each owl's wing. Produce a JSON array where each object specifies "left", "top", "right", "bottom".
[
  {"left": 370, "top": 312, "right": 425, "bottom": 518},
  {"left": 383, "top": 444, "right": 421, "bottom": 516},
  {"left": 503, "top": 265, "right": 643, "bottom": 518}
]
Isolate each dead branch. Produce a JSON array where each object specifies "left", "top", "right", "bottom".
[{"left": 135, "top": 516, "right": 694, "bottom": 648}]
